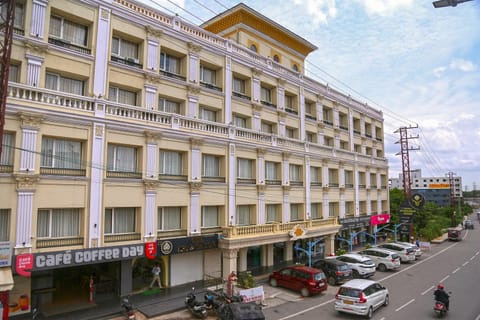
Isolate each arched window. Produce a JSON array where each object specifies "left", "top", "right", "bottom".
[
  {"left": 292, "top": 64, "right": 298, "bottom": 72},
  {"left": 249, "top": 44, "right": 257, "bottom": 52},
  {"left": 273, "top": 55, "right": 280, "bottom": 63}
]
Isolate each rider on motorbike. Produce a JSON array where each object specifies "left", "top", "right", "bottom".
[{"left": 434, "top": 284, "right": 450, "bottom": 311}]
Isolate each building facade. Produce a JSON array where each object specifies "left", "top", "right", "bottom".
[
  {"left": 389, "top": 169, "right": 463, "bottom": 206},
  {"left": 0, "top": 0, "right": 389, "bottom": 315}
]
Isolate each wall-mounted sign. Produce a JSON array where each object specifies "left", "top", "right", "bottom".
[
  {"left": 428, "top": 183, "right": 450, "bottom": 189},
  {"left": 339, "top": 216, "right": 371, "bottom": 229},
  {"left": 370, "top": 213, "right": 390, "bottom": 226},
  {"left": 157, "top": 235, "right": 218, "bottom": 255},
  {"left": 0, "top": 242, "right": 11, "bottom": 267},
  {"left": 289, "top": 225, "right": 307, "bottom": 240},
  {"left": 15, "top": 254, "right": 33, "bottom": 277},
  {"left": 145, "top": 242, "right": 157, "bottom": 259}
]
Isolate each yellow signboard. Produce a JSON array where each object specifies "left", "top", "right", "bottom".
[{"left": 428, "top": 183, "right": 450, "bottom": 189}]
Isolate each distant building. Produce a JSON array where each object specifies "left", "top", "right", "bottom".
[{"left": 389, "top": 169, "right": 462, "bottom": 206}]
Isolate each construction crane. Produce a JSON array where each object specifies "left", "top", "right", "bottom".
[{"left": 0, "top": 0, "right": 16, "bottom": 159}]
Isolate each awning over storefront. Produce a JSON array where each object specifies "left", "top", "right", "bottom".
[{"left": 0, "top": 267, "right": 14, "bottom": 291}]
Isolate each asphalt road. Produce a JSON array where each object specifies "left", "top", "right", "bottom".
[{"left": 263, "top": 224, "right": 480, "bottom": 320}]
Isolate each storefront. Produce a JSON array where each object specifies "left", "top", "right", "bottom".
[
  {"left": 11, "top": 243, "right": 153, "bottom": 317},
  {"left": 157, "top": 234, "right": 219, "bottom": 287},
  {"left": 0, "top": 242, "right": 14, "bottom": 320},
  {"left": 338, "top": 216, "right": 372, "bottom": 251}
]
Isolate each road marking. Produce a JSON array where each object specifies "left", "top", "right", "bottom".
[
  {"left": 471, "top": 255, "right": 476, "bottom": 261},
  {"left": 440, "top": 275, "right": 450, "bottom": 282},
  {"left": 476, "top": 251, "right": 479, "bottom": 256},
  {"left": 452, "top": 267, "right": 460, "bottom": 274},
  {"left": 277, "top": 298, "right": 335, "bottom": 320},
  {"left": 462, "top": 261, "right": 469, "bottom": 267},
  {"left": 422, "top": 286, "right": 434, "bottom": 295},
  {"left": 395, "top": 299, "right": 415, "bottom": 311}
]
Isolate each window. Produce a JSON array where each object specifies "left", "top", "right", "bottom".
[
  {"left": 1, "top": 133, "right": 14, "bottom": 167},
  {"left": 199, "top": 106, "right": 217, "bottom": 122},
  {"left": 306, "top": 132, "right": 316, "bottom": 143},
  {"left": 158, "top": 97, "right": 180, "bottom": 114},
  {"left": 323, "top": 107, "right": 333, "bottom": 125},
  {"left": 249, "top": 44, "right": 257, "bottom": 52},
  {"left": 202, "top": 154, "right": 221, "bottom": 178},
  {"left": 260, "top": 86, "right": 272, "bottom": 103},
  {"left": 41, "top": 137, "right": 82, "bottom": 169},
  {"left": 107, "top": 144, "right": 137, "bottom": 173},
  {"left": 49, "top": 15, "right": 87, "bottom": 46},
  {"left": 292, "top": 64, "right": 299, "bottom": 72},
  {"left": 159, "top": 150, "right": 183, "bottom": 176},
  {"left": 200, "top": 65, "right": 216, "bottom": 85},
  {"left": 8, "top": 64, "right": 19, "bottom": 82},
  {"left": 328, "top": 168, "right": 338, "bottom": 186},
  {"left": 108, "top": 86, "right": 137, "bottom": 105},
  {"left": 160, "top": 52, "right": 180, "bottom": 74},
  {"left": 324, "top": 136, "right": 333, "bottom": 147},
  {"left": 233, "top": 77, "right": 246, "bottom": 94},
  {"left": 370, "top": 173, "right": 377, "bottom": 187},
  {"left": 237, "top": 158, "right": 254, "bottom": 180},
  {"left": 104, "top": 207, "right": 136, "bottom": 234},
  {"left": 266, "top": 204, "right": 279, "bottom": 223},
  {"left": 261, "top": 121, "right": 273, "bottom": 134},
  {"left": 1, "top": 2, "right": 24, "bottom": 30},
  {"left": 289, "top": 164, "right": 302, "bottom": 185},
  {"left": 265, "top": 161, "right": 280, "bottom": 184},
  {"left": 340, "top": 140, "right": 348, "bottom": 150},
  {"left": 233, "top": 115, "right": 248, "bottom": 128},
  {"left": 345, "top": 201, "right": 354, "bottom": 216},
  {"left": 310, "top": 166, "right": 321, "bottom": 185},
  {"left": 237, "top": 205, "right": 251, "bottom": 225},
  {"left": 310, "top": 203, "right": 321, "bottom": 219},
  {"left": 329, "top": 202, "right": 338, "bottom": 218},
  {"left": 290, "top": 204, "right": 302, "bottom": 221},
  {"left": 202, "top": 206, "right": 219, "bottom": 228},
  {"left": 112, "top": 36, "right": 138, "bottom": 60},
  {"left": 358, "top": 172, "right": 366, "bottom": 188},
  {"left": 286, "top": 127, "right": 296, "bottom": 139},
  {"left": 45, "top": 72, "right": 84, "bottom": 95},
  {"left": 305, "top": 102, "right": 316, "bottom": 119},
  {"left": 0, "top": 209, "right": 10, "bottom": 241},
  {"left": 158, "top": 207, "right": 181, "bottom": 230},
  {"left": 273, "top": 55, "right": 279, "bottom": 63},
  {"left": 345, "top": 170, "right": 354, "bottom": 187},
  {"left": 37, "top": 208, "right": 80, "bottom": 238}
]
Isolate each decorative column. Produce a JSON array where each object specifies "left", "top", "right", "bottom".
[
  {"left": 299, "top": 87, "right": 306, "bottom": 141},
  {"left": 251, "top": 69, "right": 261, "bottom": 102},
  {"left": 305, "top": 156, "right": 311, "bottom": 219},
  {"left": 145, "top": 26, "right": 162, "bottom": 71},
  {"left": 224, "top": 56, "right": 232, "bottom": 124},
  {"left": 277, "top": 79, "right": 285, "bottom": 111},
  {"left": 325, "top": 233, "right": 336, "bottom": 256},
  {"left": 14, "top": 176, "right": 39, "bottom": 250},
  {"left": 25, "top": 55, "right": 44, "bottom": 87},
  {"left": 252, "top": 104, "right": 261, "bottom": 131},
  {"left": 144, "top": 85, "right": 157, "bottom": 111},
  {"left": 18, "top": 113, "right": 42, "bottom": 172},
  {"left": 228, "top": 144, "right": 236, "bottom": 226},
  {"left": 257, "top": 185, "right": 266, "bottom": 225},
  {"left": 190, "top": 138, "right": 202, "bottom": 181},
  {"left": 189, "top": 182, "right": 202, "bottom": 235},
  {"left": 187, "top": 86, "right": 200, "bottom": 118},
  {"left": 144, "top": 180, "right": 159, "bottom": 240},
  {"left": 188, "top": 42, "right": 201, "bottom": 84},
  {"left": 222, "top": 248, "right": 239, "bottom": 279},
  {"left": 93, "top": 6, "right": 111, "bottom": 97},
  {"left": 89, "top": 123, "right": 105, "bottom": 247},
  {"left": 30, "top": 0, "right": 48, "bottom": 39}
]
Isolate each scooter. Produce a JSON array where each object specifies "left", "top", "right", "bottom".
[
  {"left": 433, "top": 300, "right": 447, "bottom": 318},
  {"left": 185, "top": 287, "right": 208, "bottom": 319},
  {"left": 121, "top": 296, "right": 136, "bottom": 320}
]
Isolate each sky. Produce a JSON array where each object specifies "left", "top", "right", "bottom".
[{"left": 138, "top": 0, "right": 480, "bottom": 191}]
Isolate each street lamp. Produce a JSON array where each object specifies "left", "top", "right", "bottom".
[{"left": 433, "top": 0, "right": 474, "bottom": 8}]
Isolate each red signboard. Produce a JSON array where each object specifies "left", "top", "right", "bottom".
[
  {"left": 15, "top": 254, "right": 33, "bottom": 277},
  {"left": 145, "top": 242, "right": 157, "bottom": 259},
  {"left": 370, "top": 213, "right": 390, "bottom": 225}
]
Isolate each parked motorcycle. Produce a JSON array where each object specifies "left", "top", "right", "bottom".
[
  {"left": 121, "top": 296, "right": 136, "bottom": 320},
  {"left": 185, "top": 287, "right": 208, "bottom": 319}
]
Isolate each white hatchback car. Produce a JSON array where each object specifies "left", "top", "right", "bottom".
[
  {"left": 333, "top": 253, "right": 376, "bottom": 278},
  {"left": 335, "top": 279, "right": 389, "bottom": 319},
  {"left": 357, "top": 248, "right": 401, "bottom": 272}
]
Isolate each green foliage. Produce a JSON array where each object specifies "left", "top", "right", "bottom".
[
  {"left": 335, "top": 248, "right": 347, "bottom": 256},
  {"left": 365, "top": 243, "right": 372, "bottom": 249},
  {"left": 237, "top": 271, "right": 255, "bottom": 288}
]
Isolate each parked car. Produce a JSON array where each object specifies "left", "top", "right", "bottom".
[
  {"left": 332, "top": 253, "right": 376, "bottom": 278},
  {"left": 376, "top": 243, "right": 416, "bottom": 263},
  {"left": 464, "top": 219, "right": 474, "bottom": 229},
  {"left": 394, "top": 241, "right": 423, "bottom": 259},
  {"left": 357, "top": 248, "right": 401, "bottom": 272},
  {"left": 313, "top": 258, "right": 353, "bottom": 285},
  {"left": 334, "top": 279, "right": 389, "bottom": 319},
  {"left": 268, "top": 265, "right": 328, "bottom": 297}
]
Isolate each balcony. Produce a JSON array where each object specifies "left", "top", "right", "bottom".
[
  {"left": 0, "top": 164, "right": 13, "bottom": 173},
  {"left": 323, "top": 120, "right": 333, "bottom": 126},
  {"left": 106, "top": 170, "right": 142, "bottom": 179},
  {"left": 40, "top": 167, "right": 86, "bottom": 176},
  {"left": 265, "top": 179, "right": 281, "bottom": 185},
  {"left": 104, "top": 233, "right": 141, "bottom": 243},
  {"left": 36, "top": 237, "right": 84, "bottom": 248},
  {"left": 305, "top": 114, "right": 317, "bottom": 121},
  {"left": 158, "top": 174, "right": 188, "bottom": 181},
  {"left": 200, "top": 81, "right": 222, "bottom": 92},
  {"left": 285, "top": 107, "right": 298, "bottom": 115},
  {"left": 232, "top": 91, "right": 251, "bottom": 101},
  {"left": 237, "top": 178, "right": 256, "bottom": 185},
  {"left": 111, "top": 55, "right": 143, "bottom": 69},
  {"left": 222, "top": 218, "right": 337, "bottom": 239},
  {"left": 260, "top": 100, "right": 276, "bottom": 109},
  {"left": 48, "top": 37, "right": 91, "bottom": 55},
  {"left": 160, "top": 70, "right": 186, "bottom": 81},
  {"left": 202, "top": 176, "right": 226, "bottom": 183}
]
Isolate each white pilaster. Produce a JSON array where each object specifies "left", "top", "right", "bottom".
[
  {"left": 30, "top": 0, "right": 47, "bottom": 39},
  {"left": 145, "top": 191, "right": 156, "bottom": 237},
  {"left": 190, "top": 190, "right": 200, "bottom": 234},
  {"left": 25, "top": 56, "right": 43, "bottom": 86},
  {"left": 147, "top": 39, "right": 159, "bottom": 71},
  {"left": 93, "top": 6, "right": 111, "bottom": 97},
  {"left": 228, "top": 144, "right": 236, "bottom": 225},
  {"left": 16, "top": 191, "right": 34, "bottom": 248},
  {"left": 89, "top": 123, "right": 105, "bottom": 247},
  {"left": 145, "top": 85, "right": 157, "bottom": 110},
  {"left": 224, "top": 56, "right": 232, "bottom": 124},
  {"left": 20, "top": 129, "right": 37, "bottom": 172}
]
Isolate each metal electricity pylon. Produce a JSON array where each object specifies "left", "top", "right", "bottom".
[{"left": 394, "top": 125, "right": 419, "bottom": 200}]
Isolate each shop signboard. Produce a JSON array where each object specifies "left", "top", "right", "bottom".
[
  {"left": 157, "top": 235, "right": 218, "bottom": 256},
  {"left": 370, "top": 213, "right": 390, "bottom": 225},
  {"left": 0, "top": 242, "right": 11, "bottom": 267},
  {"left": 339, "top": 216, "right": 371, "bottom": 229},
  {"left": 145, "top": 242, "right": 157, "bottom": 259}
]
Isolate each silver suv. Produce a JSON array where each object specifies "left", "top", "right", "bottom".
[
  {"left": 332, "top": 253, "right": 376, "bottom": 278},
  {"left": 357, "top": 248, "right": 401, "bottom": 272},
  {"left": 377, "top": 243, "right": 415, "bottom": 263},
  {"left": 335, "top": 279, "right": 389, "bottom": 319},
  {"left": 394, "top": 241, "right": 423, "bottom": 259}
]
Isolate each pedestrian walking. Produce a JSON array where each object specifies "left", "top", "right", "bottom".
[{"left": 150, "top": 263, "right": 162, "bottom": 288}]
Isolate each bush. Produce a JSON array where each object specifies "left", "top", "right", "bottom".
[
  {"left": 335, "top": 248, "right": 347, "bottom": 256},
  {"left": 237, "top": 271, "right": 255, "bottom": 288}
]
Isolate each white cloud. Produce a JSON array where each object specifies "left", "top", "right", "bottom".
[
  {"left": 356, "top": 0, "right": 415, "bottom": 16},
  {"left": 449, "top": 59, "right": 477, "bottom": 72},
  {"left": 433, "top": 66, "right": 447, "bottom": 77},
  {"left": 293, "top": 0, "right": 338, "bottom": 25}
]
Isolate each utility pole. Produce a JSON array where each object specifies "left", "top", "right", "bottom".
[
  {"left": 394, "top": 125, "right": 419, "bottom": 200},
  {"left": 447, "top": 171, "right": 459, "bottom": 226},
  {"left": 0, "top": 0, "right": 16, "bottom": 160}
]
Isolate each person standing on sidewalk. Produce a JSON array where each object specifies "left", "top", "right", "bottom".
[{"left": 150, "top": 263, "right": 163, "bottom": 289}]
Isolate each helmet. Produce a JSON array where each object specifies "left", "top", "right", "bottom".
[{"left": 437, "top": 284, "right": 444, "bottom": 290}]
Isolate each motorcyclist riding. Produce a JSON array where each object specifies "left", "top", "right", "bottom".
[{"left": 434, "top": 284, "right": 450, "bottom": 311}]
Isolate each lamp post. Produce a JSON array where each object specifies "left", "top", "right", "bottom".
[
  {"left": 376, "top": 223, "right": 407, "bottom": 242},
  {"left": 337, "top": 230, "right": 376, "bottom": 253},
  {"left": 294, "top": 239, "right": 323, "bottom": 267}
]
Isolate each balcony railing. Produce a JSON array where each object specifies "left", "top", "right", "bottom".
[
  {"left": 160, "top": 70, "right": 186, "bottom": 81},
  {"left": 260, "top": 100, "right": 277, "bottom": 109},
  {"left": 222, "top": 218, "right": 337, "bottom": 238},
  {"left": 104, "top": 233, "right": 141, "bottom": 243},
  {"left": 0, "top": 164, "right": 13, "bottom": 173},
  {"left": 237, "top": 178, "right": 256, "bottom": 185},
  {"left": 323, "top": 120, "right": 333, "bottom": 126},
  {"left": 36, "top": 236, "right": 84, "bottom": 248},
  {"left": 265, "top": 179, "right": 281, "bottom": 185},
  {"left": 200, "top": 81, "right": 222, "bottom": 92},
  {"left": 232, "top": 92, "right": 251, "bottom": 101},
  {"left": 106, "top": 171, "right": 142, "bottom": 179},
  {"left": 158, "top": 174, "right": 188, "bottom": 181},
  {"left": 285, "top": 107, "right": 298, "bottom": 115},
  {"left": 202, "top": 176, "right": 226, "bottom": 183},
  {"left": 48, "top": 37, "right": 91, "bottom": 55},
  {"left": 305, "top": 114, "right": 317, "bottom": 121},
  {"left": 40, "top": 167, "right": 86, "bottom": 176},
  {"left": 111, "top": 55, "right": 143, "bottom": 69}
]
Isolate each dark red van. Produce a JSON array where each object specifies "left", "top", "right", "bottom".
[
  {"left": 269, "top": 265, "right": 328, "bottom": 297},
  {"left": 447, "top": 226, "right": 463, "bottom": 241}
]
